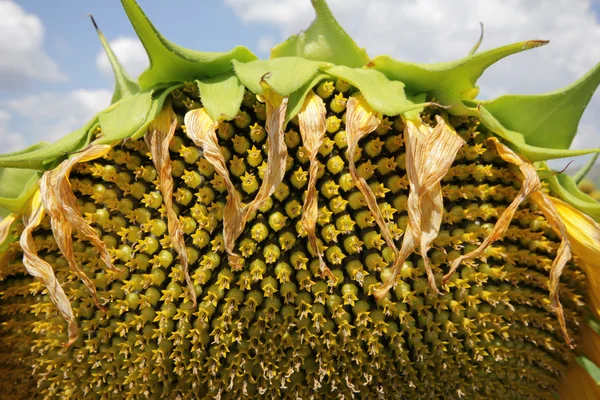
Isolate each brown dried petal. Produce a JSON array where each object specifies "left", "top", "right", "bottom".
[
  {"left": 184, "top": 108, "right": 245, "bottom": 269},
  {"left": 39, "top": 143, "right": 116, "bottom": 309},
  {"left": 375, "top": 116, "right": 465, "bottom": 298},
  {"left": 20, "top": 191, "right": 78, "bottom": 345},
  {"left": 242, "top": 92, "right": 289, "bottom": 221},
  {"left": 345, "top": 96, "right": 396, "bottom": 251},
  {"left": 298, "top": 91, "right": 332, "bottom": 279},
  {"left": 146, "top": 104, "right": 196, "bottom": 305}
]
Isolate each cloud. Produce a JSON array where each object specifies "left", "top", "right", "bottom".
[
  {"left": 0, "top": 0, "right": 66, "bottom": 90},
  {"left": 96, "top": 36, "right": 149, "bottom": 80},
  {"left": 0, "top": 109, "right": 25, "bottom": 153},
  {"left": 225, "top": 0, "right": 600, "bottom": 166},
  {"left": 7, "top": 89, "right": 112, "bottom": 145}
]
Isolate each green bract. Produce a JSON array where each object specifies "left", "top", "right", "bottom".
[{"left": 1, "top": 0, "right": 598, "bottom": 222}]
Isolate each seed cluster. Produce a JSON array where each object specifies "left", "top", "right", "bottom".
[{"left": 0, "top": 81, "right": 589, "bottom": 399}]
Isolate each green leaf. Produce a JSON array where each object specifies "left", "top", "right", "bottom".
[
  {"left": 97, "top": 85, "right": 181, "bottom": 144},
  {"left": 477, "top": 105, "right": 600, "bottom": 162},
  {"left": 196, "top": 71, "right": 245, "bottom": 122},
  {"left": 233, "top": 57, "right": 328, "bottom": 96},
  {"left": 577, "top": 356, "right": 600, "bottom": 385},
  {"left": 0, "top": 168, "right": 41, "bottom": 214},
  {"left": 541, "top": 162, "right": 600, "bottom": 221},
  {"left": 286, "top": 73, "right": 329, "bottom": 124},
  {"left": 326, "top": 66, "right": 424, "bottom": 116},
  {"left": 0, "top": 118, "right": 96, "bottom": 169},
  {"left": 573, "top": 153, "right": 599, "bottom": 184},
  {"left": 121, "top": 0, "right": 257, "bottom": 90},
  {"left": 97, "top": 92, "right": 153, "bottom": 143},
  {"left": 588, "top": 316, "right": 600, "bottom": 336},
  {"left": 270, "top": 0, "right": 370, "bottom": 68},
  {"left": 479, "top": 62, "right": 600, "bottom": 150},
  {"left": 369, "top": 40, "right": 548, "bottom": 100},
  {"left": 90, "top": 15, "right": 139, "bottom": 104}
]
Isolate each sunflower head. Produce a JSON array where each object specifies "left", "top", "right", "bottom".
[{"left": 1, "top": 0, "right": 599, "bottom": 398}]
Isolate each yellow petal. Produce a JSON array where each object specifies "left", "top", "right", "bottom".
[
  {"left": 551, "top": 196, "right": 600, "bottom": 318},
  {"left": 39, "top": 143, "right": 116, "bottom": 311},
  {"left": 297, "top": 91, "right": 332, "bottom": 280},
  {"left": 146, "top": 103, "right": 196, "bottom": 305},
  {"left": 184, "top": 108, "right": 245, "bottom": 269},
  {"left": 0, "top": 213, "right": 17, "bottom": 245},
  {"left": 19, "top": 190, "right": 78, "bottom": 345},
  {"left": 558, "top": 362, "right": 600, "bottom": 400},
  {"left": 376, "top": 116, "right": 465, "bottom": 298}
]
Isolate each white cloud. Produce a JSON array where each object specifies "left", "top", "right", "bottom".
[
  {"left": 225, "top": 0, "right": 600, "bottom": 167},
  {"left": 0, "top": 109, "right": 25, "bottom": 153},
  {"left": 96, "top": 36, "right": 149, "bottom": 80},
  {"left": 7, "top": 89, "right": 112, "bottom": 144},
  {"left": 0, "top": 0, "right": 66, "bottom": 90}
]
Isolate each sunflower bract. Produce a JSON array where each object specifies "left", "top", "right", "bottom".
[{"left": 0, "top": 0, "right": 599, "bottom": 399}]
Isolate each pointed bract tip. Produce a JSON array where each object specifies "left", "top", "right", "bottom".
[
  {"left": 89, "top": 14, "right": 99, "bottom": 31},
  {"left": 523, "top": 40, "right": 550, "bottom": 50}
]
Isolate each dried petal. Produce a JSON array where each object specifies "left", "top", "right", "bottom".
[
  {"left": 19, "top": 191, "right": 78, "bottom": 345},
  {"left": 298, "top": 91, "right": 333, "bottom": 280},
  {"left": 375, "top": 116, "right": 465, "bottom": 298},
  {"left": 345, "top": 96, "right": 396, "bottom": 250},
  {"left": 443, "top": 138, "right": 541, "bottom": 283},
  {"left": 39, "top": 143, "right": 116, "bottom": 309},
  {"left": 184, "top": 108, "right": 244, "bottom": 268},
  {"left": 242, "top": 90, "right": 289, "bottom": 221},
  {"left": 146, "top": 104, "right": 196, "bottom": 305},
  {"left": 443, "top": 137, "right": 574, "bottom": 345}
]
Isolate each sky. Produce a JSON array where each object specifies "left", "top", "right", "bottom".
[{"left": 1, "top": 0, "right": 599, "bottom": 172}]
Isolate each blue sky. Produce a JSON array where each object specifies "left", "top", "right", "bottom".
[{"left": 1, "top": 0, "right": 599, "bottom": 171}]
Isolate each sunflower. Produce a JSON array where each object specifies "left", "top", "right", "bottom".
[{"left": 0, "top": 0, "right": 599, "bottom": 398}]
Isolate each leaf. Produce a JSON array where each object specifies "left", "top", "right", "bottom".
[
  {"left": 477, "top": 105, "right": 600, "bottom": 162},
  {"left": 90, "top": 15, "right": 139, "bottom": 104},
  {"left": 270, "top": 0, "right": 369, "bottom": 68},
  {"left": 233, "top": 57, "right": 328, "bottom": 97},
  {"left": 577, "top": 356, "right": 600, "bottom": 385},
  {"left": 369, "top": 40, "right": 548, "bottom": 100},
  {"left": 542, "top": 162, "right": 600, "bottom": 221},
  {"left": 0, "top": 118, "right": 96, "bottom": 170},
  {"left": 468, "top": 23, "right": 484, "bottom": 56},
  {"left": 326, "top": 66, "right": 424, "bottom": 116},
  {"left": 286, "top": 73, "right": 329, "bottom": 124},
  {"left": 0, "top": 168, "right": 41, "bottom": 214},
  {"left": 121, "top": 0, "right": 257, "bottom": 90},
  {"left": 574, "top": 153, "right": 600, "bottom": 184},
  {"left": 479, "top": 62, "right": 600, "bottom": 150},
  {"left": 196, "top": 71, "right": 245, "bottom": 121},
  {"left": 96, "top": 85, "right": 180, "bottom": 144}
]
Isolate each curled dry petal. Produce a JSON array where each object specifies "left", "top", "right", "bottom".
[
  {"left": 184, "top": 108, "right": 244, "bottom": 269},
  {"left": 298, "top": 91, "right": 333, "bottom": 280},
  {"left": 146, "top": 104, "right": 196, "bottom": 305},
  {"left": 443, "top": 137, "right": 574, "bottom": 345},
  {"left": 20, "top": 191, "right": 78, "bottom": 345},
  {"left": 39, "top": 143, "right": 116, "bottom": 310},
  {"left": 242, "top": 90, "right": 289, "bottom": 222},
  {"left": 345, "top": 96, "right": 395, "bottom": 250},
  {"left": 375, "top": 116, "right": 465, "bottom": 298},
  {"left": 184, "top": 90, "right": 288, "bottom": 270}
]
